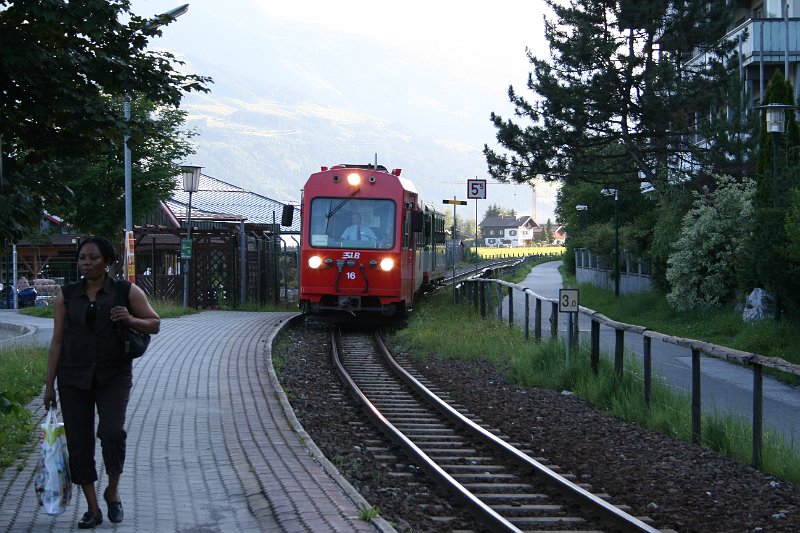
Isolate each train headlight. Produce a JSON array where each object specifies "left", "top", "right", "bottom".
[
  {"left": 308, "top": 256, "right": 322, "bottom": 269},
  {"left": 379, "top": 258, "right": 394, "bottom": 271},
  {"left": 347, "top": 173, "right": 361, "bottom": 186}
]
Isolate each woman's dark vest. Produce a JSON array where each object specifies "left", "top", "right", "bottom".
[{"left": 58, "top": 277, "right": 132, "bottom": 389}]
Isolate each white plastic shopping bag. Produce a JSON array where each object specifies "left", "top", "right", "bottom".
[{"left": 34, "top": 408, "right": 72, "bottom": 515}]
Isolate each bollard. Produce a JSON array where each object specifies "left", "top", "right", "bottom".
[
  {"left": 495, "top": 283, "right": 503, "bottom": 322},
  {"left": 643, "top": 335, "right": 652, "bottom": 406},
  {"left": 692, "top": 349, "right": 701, "bottom": 444},
  {"left": 524, "top": 292, "right": 530, "bottom": 340},
  {"left": 480, "top": 281, "right": 486, "bottom": 318},
  {"left": 752, "top": 363, "right": 763, "bottom": 469},
  {"left": 508, "top": 287, "right": 514, "bottom": 327},
  {"left": 614, "top": 329, "right": 624, "bottom": 379},
  {"left": 590, "top": 320, "right": 600, "bottom": 375}
]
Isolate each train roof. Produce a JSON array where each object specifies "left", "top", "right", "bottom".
[
  {"left": 310, "top": 164, "right": 419, "bottom": 196},
  {"left": 421, "top": 201, "right": 444, "bottom": 216}
]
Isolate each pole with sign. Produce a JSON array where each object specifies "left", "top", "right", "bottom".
[
  {"left": 467, "top": 178, "right": 486, "bottom": 272},
  {"left": 443, "top": 198, "right": 467, "bottom": 303},
  {"left": 125, "top": 231, "right": 136, "bottom": 283},
  {"left": 559, "top": 288, "right": 579, "bottom": 367}
]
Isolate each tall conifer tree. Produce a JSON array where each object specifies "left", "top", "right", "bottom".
[{"left": 484, "top": 0, "right": 738, "bottom": 191}]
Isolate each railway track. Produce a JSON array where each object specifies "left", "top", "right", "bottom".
[{"left": 332, "top": 328, "right": 664, "bottom": 533}]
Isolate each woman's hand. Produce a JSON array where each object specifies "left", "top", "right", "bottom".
[
  {"left": 110, "top": 305, "right": 132, "bottom": 327},
  {"left": 43, "top": 386, "right": 57, "bottom": 410}
]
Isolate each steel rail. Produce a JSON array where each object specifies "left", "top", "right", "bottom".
[
  {"left": 330, "top": 329, "right": 523, "bottom": 532},
  {"left": 372, "top": 332, "right": 661, "bottom": 533}
]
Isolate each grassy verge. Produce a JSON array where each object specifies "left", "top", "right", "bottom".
[
  {"left": 0, "top": 345, "right": 49, "bottom": 469},
  {"left": 20, "top": 299, "right": 200, "bottom": 320},
  {"left": 389, "top": 289, "right": 800, "bottom": 484},
  {"left": 20, "top": 300, "right": 297, "bottom": 318}
]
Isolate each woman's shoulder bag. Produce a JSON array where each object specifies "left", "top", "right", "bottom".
[{"left": 113, "top": 280, "right": 150, "bottom": 360}]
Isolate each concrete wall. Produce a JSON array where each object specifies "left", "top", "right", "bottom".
[{"left": 574, "top": 248, "right": 653, "bottom": 294}]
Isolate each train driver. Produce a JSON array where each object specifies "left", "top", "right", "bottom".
[{"left": 341, "top": 212, "right": 377, "bottom": 241}]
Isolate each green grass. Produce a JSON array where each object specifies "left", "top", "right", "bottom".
[
  {"left": 0, "top": 345, "right": 49, "bottom": 469},
  {"left": 19, "top": 299, "right": 200, "bottom": 320},
  {"left": 390, "top": 289, "right": 800, "bottom": 484},
  {"left": 20, "top": 299, "right": 299, "bottom": 318},
  {"left": 16, "top": 307, "right": 52, "bottom": 318},
  {"left": 358, "top": 506, "right": 381, "bottom": 522}
]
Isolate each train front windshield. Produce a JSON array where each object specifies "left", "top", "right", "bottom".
[{"left": 309, "top": 198, "right": 396, "bottom": 249}]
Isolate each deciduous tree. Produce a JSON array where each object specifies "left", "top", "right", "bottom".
[
  {"left": 0, "top": 0, "right": 211, "bottom": 241},
  {"left": 48, "top": 98, "right": 197, "bottom": 239}
]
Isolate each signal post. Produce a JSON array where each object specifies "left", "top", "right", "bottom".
[{"left": 443, "top": 197, "right": 467, "bottom": 303}]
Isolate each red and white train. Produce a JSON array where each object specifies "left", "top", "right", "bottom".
[{"left": 298, "top": 164, "right": 447, "bottom": 318}]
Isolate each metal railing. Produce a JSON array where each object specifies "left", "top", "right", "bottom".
[{"left": 457, "top": 272, "right": 800, "bottom": 470}]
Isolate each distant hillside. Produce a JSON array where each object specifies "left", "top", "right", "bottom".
[{"left": 164, "top": 2, "right": 553, "bottom": 220}]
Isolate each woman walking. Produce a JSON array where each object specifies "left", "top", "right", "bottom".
[{"left": 44, "top": 236, "right": 160, "bottom": 528}]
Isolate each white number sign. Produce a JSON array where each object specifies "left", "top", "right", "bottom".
[
  {"left": 467, "top": 179, "right": 487, "bottom": 199},
  {"left": 559, "top": 289, "right": 579, "bottom": 313}
]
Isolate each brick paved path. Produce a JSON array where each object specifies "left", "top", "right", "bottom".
[{"left": 0, "top": 311, "right": 391, "bottom": 532}]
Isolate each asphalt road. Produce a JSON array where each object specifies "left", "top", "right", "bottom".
[{"left": 503, "top": 260, "right": 800, "bottom": 446}]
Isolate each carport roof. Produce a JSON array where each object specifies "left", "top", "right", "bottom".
[{"left": 167, "top": 173, "right": 300, "bottom": 233}]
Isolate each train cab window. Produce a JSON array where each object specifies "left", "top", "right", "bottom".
[{"left": 309, "top": 197, "right": 396, "bottom": 249}]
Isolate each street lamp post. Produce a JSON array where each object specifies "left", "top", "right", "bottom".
[
  {"left": 601, "top": 188, "right": 620, "bottom": 297},
  {"left": 762, "top": 103, "right": 793, "bottom": 321},
  {"left": 123, "top": 4, "right": 190, "bottom": 279},
  {"left": 181, "top": 166, "right": 201, "bottom": 307}
]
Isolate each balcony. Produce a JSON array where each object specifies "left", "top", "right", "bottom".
[{"left": 687, "top": 17, "right": 800, "bottom": 69}]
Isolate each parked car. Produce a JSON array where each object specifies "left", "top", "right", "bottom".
[{"left": 18, "top": 287, "right": 37, "bottom": 308}]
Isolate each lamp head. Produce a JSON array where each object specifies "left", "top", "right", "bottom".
[
  {"left": 181, "top": 165, "right": 202, "bottom": 193},
  {"left": 758, "top": 103, "right": 795, "bottom": 134}
]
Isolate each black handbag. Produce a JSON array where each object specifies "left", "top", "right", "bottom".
[{"left": 114, "top": 280, "right": 150, "bottom": 360}]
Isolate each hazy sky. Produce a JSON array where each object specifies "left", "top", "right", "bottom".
[
  {"left": 130, "top": 0, "right": 560, "bottom": 220},
  {"left": 255, "top": 1, "right": 549, "bottom": 90}
]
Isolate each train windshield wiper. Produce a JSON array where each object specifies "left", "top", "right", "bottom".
[{"left": 325, "top": 198, "right": 351, "bottom": 219}]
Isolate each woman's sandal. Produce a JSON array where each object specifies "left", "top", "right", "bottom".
[
  {"left": 103, "top": 487, "right": 124, "bottom": 523},
  {"left": 77, "top": 510, "right": 103, "bottom": 529}
]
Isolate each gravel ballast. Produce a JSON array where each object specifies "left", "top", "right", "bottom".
[{"left": 276, "top": 319, "right": 800, "bottom": 532}]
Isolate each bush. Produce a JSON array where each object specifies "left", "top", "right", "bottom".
[{"left": 666, "top": 175, "right": 755, "bottom": 311}]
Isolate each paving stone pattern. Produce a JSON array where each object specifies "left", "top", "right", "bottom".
[{"left": 0, "top": 311, "right": 384, "bottom": 533}]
